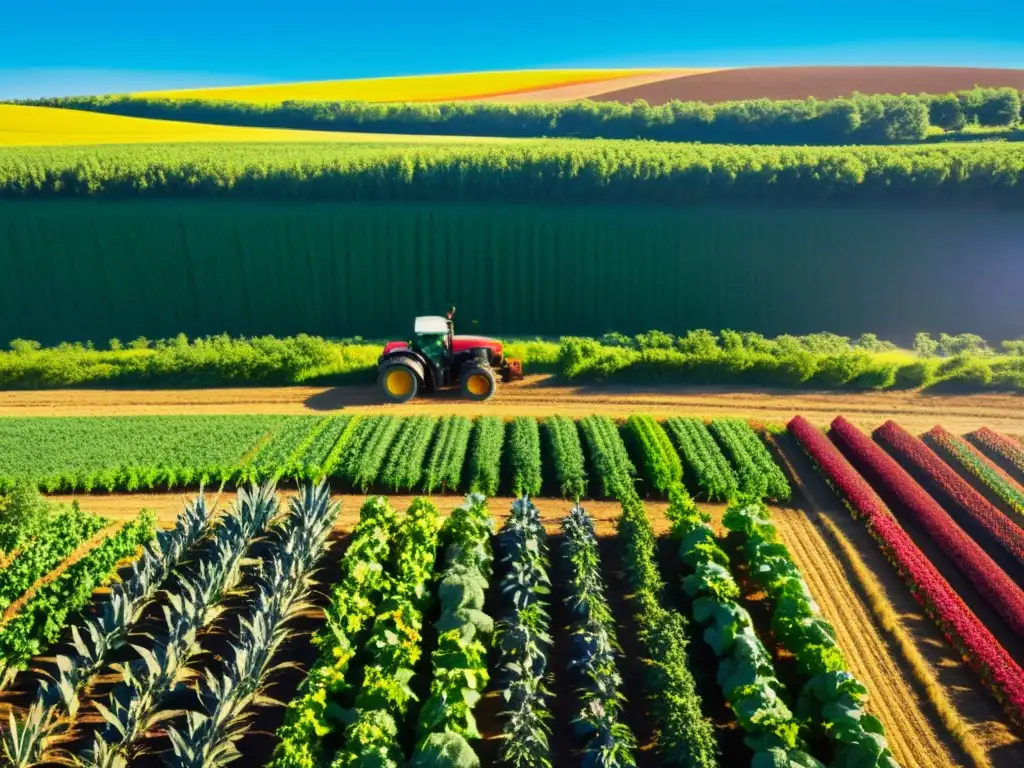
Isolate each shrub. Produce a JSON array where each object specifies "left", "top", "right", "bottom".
[{"left": 928, "top": 94, "right": 967, "bottom": 131}]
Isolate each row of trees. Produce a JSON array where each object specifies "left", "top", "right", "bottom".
[
  {"left": 18, "top": 87, "right": 1023, "bottom": 144},
  {"left": 3, "top": 140, "right": 1024, "bottom": 204},
  {"left": 608, "top": 329, "right": 1023, "bottom": 358}
]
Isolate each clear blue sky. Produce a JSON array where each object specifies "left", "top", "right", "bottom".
[{"left": 2, "top": 0, "right": 1023, "bottom": 98}]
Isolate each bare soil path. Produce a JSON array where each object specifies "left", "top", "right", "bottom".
[{"left": 3, "top": 377, "right": 1022, "bottom": 433}]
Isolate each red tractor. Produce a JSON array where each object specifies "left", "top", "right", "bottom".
[{"left": 377, "top": 309, "right": 523, "bottom": 403}]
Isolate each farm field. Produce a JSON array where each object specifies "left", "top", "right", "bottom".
[
  {"left": 1, "top": 412, "right": 1023, "bottom": 767},
  {"left": 1, "top": 379, "right": 1023, "bottom": 432},
  {"left": 130, "top": 68, "right": 681, "bottom": 102},
  {"left": 3, "top": 53, "right": 1024, "bottom": 768},
  {"left": 0, "top": 104, "right": 516, "bottom": 146},
  {"left": 592, "top": 65, "right": 1024, "bottom": 104},
  {"left": 79, "top": 65, "right": 1024, "bottom": 104}
]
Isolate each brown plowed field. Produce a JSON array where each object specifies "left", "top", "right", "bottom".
[
  {"left": 3, "top": 377, "right": 1022, "bottom": 433},
  {"left": 592, "top": 65, "right": 1024, "bottom": 104}
]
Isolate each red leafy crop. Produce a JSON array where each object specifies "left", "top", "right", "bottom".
[
  {"left": 970, "top": 427, "right": 1024, "bottom": 482},
  {"left": 788, "top": 415, "right": 1024, "bottom": 725},
  {"left": 831, "top": 416, "right": 1024, "bottom": 638},
  {"left": 931, "top": 426, "right": 1024, "bottom": 520},
  {"left": 875, "top": 420, "right": 1024, "bottom": 570}
]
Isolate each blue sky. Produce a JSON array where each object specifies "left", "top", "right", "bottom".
[{"left": 2, "top": 0, "right": 1023, "bottom": 98}]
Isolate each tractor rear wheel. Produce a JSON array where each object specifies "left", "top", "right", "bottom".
[
  {"left": 461, "top": 366, "right": 496, "bottom": 401},
  {"left": 379, "top": 363, "right": 419, "bottom": 403}
]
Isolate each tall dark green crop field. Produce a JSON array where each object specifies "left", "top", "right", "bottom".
[{"left": 1, "top": 200, "right": 1021, "bottom": 344}]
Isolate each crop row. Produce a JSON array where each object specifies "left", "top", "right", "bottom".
[
  {"left": 928, "top": 426, "right": 1024, "bottom": 520},
  {"left": 543, "top": 415, "right": 587, "bottom": 500},
  {"left": 969, "top": 427, "right": 1024, "bottom": 483},
  {"left": 0, "top": 511, "right": 155, "bottom": 684},
  {"left": 723, "top": 500, "right": 899, "bottom": 767},
  {"left": 788, "top": 415, "right": 1024, "bottom": 723},
  {"left": 0, "top": 504, "right": 106, "bottom": 614},
  {"left": 831, "top": 416, "right": 1024, "bottom": 637},
  {"left": 663, "top": 417, "right": 738, "bottom": 501},
  {"left": 238, "top": 415, "right": 324, "bottom": 483},
  {"left": 495, "top": 496, "right": 554, "bottom": 767},
  {"left": 0, "top": 415, "right": 286, "bottom": 492},
  {"left": 3, "top": 494, "right": 215, "bottom": 766},
  {"left": 709, "top": 418, "right": 792, "bottom": 501},
  {"left": 624, "top": 414, "right": 682, "bottom": 494},
  {"left": 667, "top": 483, "right": 815, "bottom": 764},
  {"left": 77, "top": 484, "right": 282, "bottom": 765},
  {"left": 560, "top": 504, "right": 636, "bottom": 766},
  {"left": 0, "top": 414, "right": 790, "bottom": 502},
  {"left": 379, "top": 415, "right": 438, "bottom": 491},
  {"left": 269, "top": 495, "right": 401, "bottom": 768},
  {"left": 422, "top": 415, "right": 473, "bottom": 493},
  {"left": 330, "top": 498, "right": 442, "bottom": 766},
  {"left": 165, "top": 482, "right": 339, "bottom": 766},
  {"left": 507, "top": 416, "right": 542, "bottom": 497},
  {"left": 466, "top": 416, "right": 504, "bottom": 497},
  {"left": 578, "top": 415, "right": 637, "bottom": 499},
  {"left": 615, "top": 488, "right": 718, "bottom": 767},
  {"left": 875, "top": 420, "right": 1024, "bottom": 568},
  {"left": 410, "top": 494, "right": 494, "bottom": 764}
]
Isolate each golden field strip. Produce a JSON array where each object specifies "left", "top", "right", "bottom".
[
  {"left": 0, "top": 105, "right": 518, "bottom": 146},
  {"left": 131, "top": 68, "right": 679, "bottom": 102}
]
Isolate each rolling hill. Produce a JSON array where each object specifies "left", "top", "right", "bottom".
[
  {"left": 591, "top": 65, "right": 1024, "bottom": 104},
  {"left": 131, "top": 68, "right": 671, "bottom": 103},
  {"left": 0, "top": 105, "right": 518, "bottom": 146}
]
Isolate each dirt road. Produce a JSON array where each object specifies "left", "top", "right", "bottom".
[{"left": 2, "top": 376, "right": 1021, "bottom": 432}]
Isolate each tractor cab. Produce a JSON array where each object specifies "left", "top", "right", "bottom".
[{"left": 377, "top": 310, "right": 523, "bottom": 403}]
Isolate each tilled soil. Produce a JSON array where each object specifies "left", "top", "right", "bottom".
[
  {"left": 591, "top": 65, "right": 1024, "bottom": 104},
  {"left": 7, "top": 486, "right": 1022, "bottom": 767},
  {"left": 2, "top": 376, "right": 1021, "bottom": 433}
]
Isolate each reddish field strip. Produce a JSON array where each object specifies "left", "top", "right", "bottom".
[
  {"left": 592, "top": 65, "right": 1024, "bottom": 104},
  {"left": 970, "top": 427, "right": 1024, "bottom": 484},
  {"left": 831, "top": 416, "right": 1024, "bottom": 638},
  {"left": 875, "top": 420, "right": 1024, "bottom": 569},
  {"left": 788, "top": 415, "right": 1024, "bottom": 725},
  {"left": 929, "top": 426, "right": 1024, "bottom": 520},
  {"left": 2, "top": 379, "right": 1023, "bottom": 433}
]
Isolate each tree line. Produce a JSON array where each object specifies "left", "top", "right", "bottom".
[
  {"left": 2, "top": 140, "right": 1023, "bottom": 204},
  {"left": 17, "top": 86, "right": 1024, "bottom": 144}
]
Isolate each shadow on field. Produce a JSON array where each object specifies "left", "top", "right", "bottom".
[{"left": 303, "top": 385, "right": 381, "bottom": 410}]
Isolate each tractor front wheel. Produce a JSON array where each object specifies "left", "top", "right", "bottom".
[
  {"left": 379, "top": 363, "right": 419, "bottom": 403},
  {"left": 461, "top": 366, "right": 496, "bottom": 401}
]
